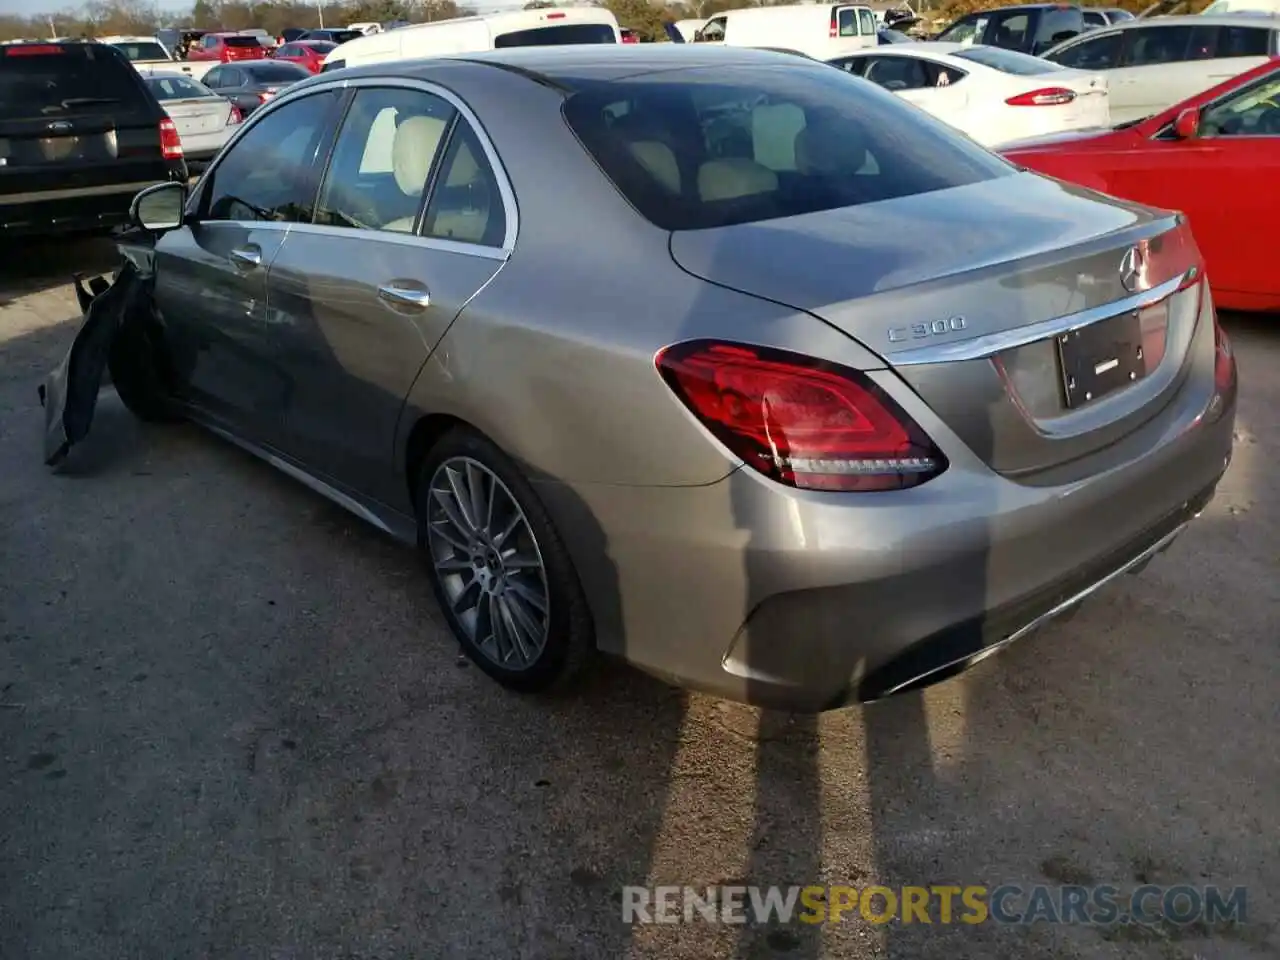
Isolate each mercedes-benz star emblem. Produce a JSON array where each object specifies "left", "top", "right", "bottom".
[{"left": 1119, "top": 246, "right": 1144, "bottom": 293}]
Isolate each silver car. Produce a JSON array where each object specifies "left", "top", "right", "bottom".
[{"left": 44, "top": 46, "right": 1238, "bottom": 712}]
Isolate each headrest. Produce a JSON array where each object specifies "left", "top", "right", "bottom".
[
  {"left": 697, "top": 158, "right": 778, "bottom": 202},
  {"left": 392, "top": 114, "right": 447, "bottom": 196},
  {"left": 794, "top": 112, "right": 867, "bottom": 176},
  {"left": 628, "top": 140, "right": 680, "bottom": 194}
]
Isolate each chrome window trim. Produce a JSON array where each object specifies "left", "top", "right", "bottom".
[
  {"left": 187, "top": 73, "right": 519, "bottom": 255},
  {"left": 890, "top": 270, "right": 1192, "bottom": 367}
]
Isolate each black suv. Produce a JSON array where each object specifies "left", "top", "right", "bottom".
[
  {"left": 934, "top": 4, "right": 1086, "bottom": 55},
  {"left": 0, "top": 41, "right": 187, "bottom": 237}
]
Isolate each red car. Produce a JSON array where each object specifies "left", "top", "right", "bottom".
[
  {"left": 272, "top": 39, "right": 336, "bottom": 74},
  {"left": 620, "top": 28, "right": 639, "bottom": 44},
  {"left": 1002, "top": 59, "right": 1280, "bottom": 313},
  {"left": 186, "top": 32, "right": 267, "bottom": 62}
]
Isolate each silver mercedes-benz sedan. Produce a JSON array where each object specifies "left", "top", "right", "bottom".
[{"left": 44, "top": 46, "right": 1238, "bottom": 712}]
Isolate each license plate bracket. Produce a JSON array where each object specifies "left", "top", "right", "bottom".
[{"left": 1057, "top": 310, "right": 1146, "bottom": 409}]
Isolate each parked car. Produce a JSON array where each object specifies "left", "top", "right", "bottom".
[
  {"left": 298, "top": 28, "right": 365, "bottom": 45},
  {"left": 273, "top": 39, "right": 337, "bottom": 73},
  {"left": 0, "top": 40, "right": 187, "bottom": 236},
  {"left": 935, "top": 3, "right": 1085, "bottom": 55},
  {"left": 1002, "top": 58, "right": 1280, "bottom": 311},
  {"left": 144, "top": 72, "right": 243, "bottom": 168},
  {"left": 1083, "top": 7, "right": 1135, "bottom": 29},
  {"left": 694, "top": 4, "right": 881, "bottom": 57},
  {"left": 102, "top": 33, "right": 215, "bottom": 81},
  {"left": 44, "top": 47, "right": 1236, "bottom": 711},
  {"left": 199, "top": 59, "right": 311, "bottom": 116},
  {"left": 832, "top": 42, "right": 1110, "bottom": 145},
  {"left": 620, "top": 27, "right": 639, "bottom": 43},
  {"left": 186, "top": 32, "right": 267, "bottom": 62},
  {"left": 1041, "top": 14, "right": 1279, "bottom": 123},
  {"left": 158, "top": 28, "right": 207, "bottom": 59},
  {"left": 278, "top": 28, "right": 310, "bottom": 44},
  {"left": 321, "top": 9, "right": 621, "bottom": 70}
]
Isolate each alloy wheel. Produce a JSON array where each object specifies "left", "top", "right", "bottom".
[{"left": 425, "top": 456, "right": 550, "bottom": 670}]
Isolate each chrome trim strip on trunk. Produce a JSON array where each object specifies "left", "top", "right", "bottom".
[{"left": 890, "top": 269, "right": 1194, "bottom": 367}]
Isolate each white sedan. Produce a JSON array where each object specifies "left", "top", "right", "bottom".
[
  {"left": 144, "top": 73, "right": 244, "bottom": 169},
  {"left": 829, "top": 42, "right": 1111, "bottom": 147}
]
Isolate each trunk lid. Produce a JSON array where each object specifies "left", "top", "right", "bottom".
[
  {"left": 668, "top": 172, "right": 1203, "bottom": 477},
  {"left": 162, "top": 96, "right": 227, "bottom": 136}
]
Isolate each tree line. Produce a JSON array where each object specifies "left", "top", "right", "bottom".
[{"left": 0, "top": 0, "right": 1215, "bottom": 46}]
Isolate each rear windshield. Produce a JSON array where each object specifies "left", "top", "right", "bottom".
[
  {"left": 224, "top": 36, "right": 261, "bottom": 48},
  {"left": 311, "top": 30, "right": 362, "bottom": 44},
  {"left": 0, "top": 45, "right": 144, "bottom": 118},
  {"left": 245, "top": 62, "right": 310, "bottom": 81},
  {"left": 952, "top": 46, "right": 1064, "bottom": 74},
  {"left": 110, "top": 41, "right": 172, "bottom": 61},
  {"left": 304, "top": 41, "right": 337, "bottom": 52},
  {"left": 494, "top": 24, "right": 618, "bottom": 47},
  {"left": 562, "top": 64, "right": 1011, "bottom": 231},
  {"left": 146, "top": 75, "right": 212, "bottom": 99}
]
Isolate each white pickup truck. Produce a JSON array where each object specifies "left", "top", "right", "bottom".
[{"left": 98, "top": 36, "right": 215, "bottom": 82}]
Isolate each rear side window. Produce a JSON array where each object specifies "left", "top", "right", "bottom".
[
  {"left": 987, "top": 12, "right": 1031, "bottom": 49},
  {"left": 1036, "top": 9, "right": 1085, "bottom": 48},
  {"left": 953, "top": 46, "right": 1065, "bottom": 75},
  {"left": 493, "top": 24, "right": 617, "bottom": 47},
  {"left": 1122, "top": 25, "right": 1193, "bottom": 65},
  {"left": 1219, "top": 25, "right": 1271, "bottom": 57},
  {"left": 562, "top": 65, "right": 1011, "bottom": 231},
  {"left": 0, "top": 44, "right": 146, "bottom": 119}
]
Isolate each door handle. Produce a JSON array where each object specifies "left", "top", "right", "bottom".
[
  {"left": 229, "top": 245, "right": 261, "bottom": 268},
  {"left": 377, "top": 283, "right": 431, "bottom": 309}
]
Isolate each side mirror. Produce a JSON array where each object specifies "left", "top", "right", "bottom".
[
  {"left": 1174, "top": 107, "right": 1201, "bottom": 139},
  {"left": 130, "top": 180, "right": 188, "bottom": 233}
]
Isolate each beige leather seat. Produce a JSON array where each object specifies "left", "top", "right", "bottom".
[
  {"left": 423, "top": 138, "right": 493, "bottom": 244},
  {"left": 696, "top": 158, "right": 778, "bottom": 202},
  {"left": 627, "top": 140, "right": 681, "bottom": 194},
  {"left": 383, "top": 114, "right": 449, "bottom": 234}
]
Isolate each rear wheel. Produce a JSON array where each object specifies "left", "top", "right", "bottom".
[{"left": 416, "top": 428, "right": 593, "bottom": 693}]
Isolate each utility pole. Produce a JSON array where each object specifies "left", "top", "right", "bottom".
[{"left": 318, "top": 1, "right": 325, "bottom": 27}]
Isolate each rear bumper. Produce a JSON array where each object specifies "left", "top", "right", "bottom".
[
  {"left": 0, "top": 165, "right": 185, "bottom": 236},
  {"left": 533, "top": 308, "right": 1236, "bottom": 712}
]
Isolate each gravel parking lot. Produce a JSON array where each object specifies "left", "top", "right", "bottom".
[{"left": 1, "top": 236, "right": 1276, "bottom": 960}]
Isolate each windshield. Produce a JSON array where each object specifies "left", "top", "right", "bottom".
[
  {"left": 561, "top": 64, "right": 1012, "bottom": 231},
  {"left": 0, "top": 45, "right": 142, "bottom": 118},
  {"left": 494, "top": 24, "right": 618, "bottom": 47},
  {"left": 110, "top": 41, "right": 172, "bottom": 61},
  {"left": 246, "top": 62, "right": 311, "bottom": 82},
  {"left": 952, "top": 46, "right": 1064, "bottom": 75},
  {"left": 146, "top": 75, "right": 212, "bottom": 99}
]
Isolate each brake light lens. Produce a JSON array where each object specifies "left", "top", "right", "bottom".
[
  {"left": 655, "top": 341, "right": 946, "bottom": 492},
  {"left": 4, "top": 44, "right": 64, "bottom": 56},
  {"left": 1006, "top": 87, "right": 1077, "bottom": 106},
  {"left": 829, "top": 9, "right": 839, "bottom": 36},
  {"left": 545, "top": 11, "right": 566, "bottom": 18},
  {"left": 159, "top": 118, "right": 183, "bottom": 159},
  {"left": 228, "top": 103, "right": 243, "bottom": 124}
]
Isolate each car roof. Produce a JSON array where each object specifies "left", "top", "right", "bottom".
[
  {"left": 145, "top": 71, "right": 202, "bottom": 80},
  {"left": 1083, "top": 12, "right": 1280, "bottom": 28}
]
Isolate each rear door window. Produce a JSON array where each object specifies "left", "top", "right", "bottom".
[
  {"left": 1121, "top": 25, "right": 1193, "bottom": 65},
  {"left": 0, "top": 44, "right": 146, "bottom": 119},
  {"left": 561, "top": 64, "right": 1012, "bottom": 231},
  {"left": 858, "top": 8, "right": 877, "bottom": 35},
  {"left": 493, "top": 24, "right": 617, "bottom": 47},
  {"left": 837, "top": 8, "right": 858, "bottom": 37},
  {"left": 987, "top": 12, "right": 1032, "bottom": 50},
  {"left": 863, "top": 55, "right": 931, "bottom": 90},
  {"left": 1034, "top": 8, "right": 1084, "bottom": 51}
]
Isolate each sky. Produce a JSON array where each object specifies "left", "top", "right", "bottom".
[{"left": 0, "top": 0, "right": 535, "bottom": 19}]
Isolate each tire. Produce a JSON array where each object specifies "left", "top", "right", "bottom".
[
  {"left": 416, "top": 427, "right": 594, "bottom": 693},
  {"left": 107, "top": 304, "right": 183, "bottom": 424}
]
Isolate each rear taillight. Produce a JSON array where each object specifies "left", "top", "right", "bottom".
[
  {"left": 228, "top": 103, "right": 243, "bottom": 124},
  {"left": 1006, "top": 87, "right": 1077, "bottom": 107},
  {"left": 829, "top": 9, "right": 839, "bottom": 36},
  {"left": 655, "top": 341, "right": 946, "bottom": 492},
  {"left": 159, "top": 118, "right": 183, "bottom": 159},
  {"left": 3, "top": 44, "right": 64, "bottom": 56},
  {"left": 1129, "top": 217, "right": 1203, "bottom": 296}
]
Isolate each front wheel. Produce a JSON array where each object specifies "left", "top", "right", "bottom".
[{"left": 416, "top": 428, "right": 593, "bottom": 693}]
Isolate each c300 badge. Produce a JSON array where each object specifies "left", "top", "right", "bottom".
[{"left": 887, "top": 316, "right": 967, "bottom": 343}]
